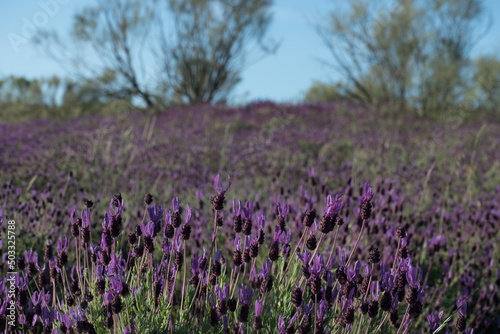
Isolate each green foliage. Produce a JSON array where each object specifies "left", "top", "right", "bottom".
[
  {"left": 303, "top": 81, "right": 343, "bottom": 103},
  {"left": 0, "top": 75, "right": 133, "bottom": 122},
  {"left": 316, "top": 0, "right": 496, "bottom": 118},
  {"left": 470, "top": 56, "right": 500, "bottom": 114}
]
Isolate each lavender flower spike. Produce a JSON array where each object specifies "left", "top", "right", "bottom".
[
  {"left": 140, "top": 222, "right": 156, "bottom": 238},
  {"left": 297, "top": 250, "right": 312, "bottom": 266},
  {"left": 147, "top": 204, "right": 164, "bottom": 224},
  {"left": 56, "top": 237, "right": 69, "bottom": 254},
  {"left": 184, "top": 204, "right": 192, "bottom": 224},
  {"left": 362, "top": 181, "right": 374, "bottom": 203},
  {"left": 278, "top": 315, "right": 286, "bottom": 334},
  {"left": 215, "top": 284, "right": 229, "bottom": 301},
  {"left": 254, "top": 300, "right": 263, "bottom": 317},
  {"left": 427, "top": 311, "right": 444, "bottom": 332},
  {"left": 214, "top": 173, "right": 231, "bottom": 195},
  {"left": 317, "top": 299, "right": 329, "bottom": 322},
  {"left": 212, "top": 174, "right": 231, "bottom": 210},
  {"left": 172, "top": 197, "right": 180, "bottom": 212},
  {"left": 457, "top": 299, "right": 467, "bottom": 316},
  {"left": 406, "top": 264, "right": 423, "bottom": 289},
  {"left": 309, "top": 254, "right": 325, "bottom": 277},
  {"left": 233, "top": 199, "right": 242, "bottom": 216},
  {"left": 238, "top": 286, "right": 253, "bottom": 305}
]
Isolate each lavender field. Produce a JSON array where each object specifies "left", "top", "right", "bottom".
[{"left": 0, "top": 102, "right": 499, "bottom": 333}]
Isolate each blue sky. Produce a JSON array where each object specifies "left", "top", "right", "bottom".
[{"left": 1, "top": 0, "right": 499, "bottom": 103}]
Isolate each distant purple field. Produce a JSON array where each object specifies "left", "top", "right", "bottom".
[{"left": 0, "top": 102, "right": 499, "bottom": 333}]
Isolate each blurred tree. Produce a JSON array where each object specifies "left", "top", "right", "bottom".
[
  {"left": 471, "top": 56, "right": 500, "bottom": 113},
  {"left": 316, "top": 0, "right": 491, "bottom": 117},
  {"left": 35, "top": 0, "right": 275, "bottom": 107},
  {"left": 35, "top": 0, "right": 157, "bottom": 108},
  {"left": 0, "top": 76, "right": 44, "bottom": 106},
  {"left": 160, "top": 0, "right": 275, "bottom": 104},
  {"left": 303, "top": 80, "right": 343, "bottom": 103},
  {"left": 0, "top": 75, "right": 129, "bottom": 121}
]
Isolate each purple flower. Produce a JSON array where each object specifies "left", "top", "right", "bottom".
[
  {"left": 214, "top": 249, "right": 222, "bottom": 262},
  {"left": 89, "top": 243, "right": 100, "bottom": 258},
  {"left": 110, "top": 276, "right": 124, "bottom": 295},
  {"left": 363, "top": 263, "right": 371, "bottom": 277},
  {"left": 214, "top": 174, "right": 231, "bottom": 195},
  {"left": 276, "top": 202, "right": 288, "bottom": 219},
  {"left": 0, "top": 299, "right": 7, "bottom": 317},
  {"left": 391, "top": 294, "right": 399, "bottom": 311},
  {"left": 109, "top": 196, "right": 124, "bottom": 215},
  {"left": 278, "top": 315, "right": 286, "bottom": 334},
  {"left": 381, "top": 272, "right": 395, "bottom": 292},
  {"left": 347, "top": 261, "right": 361, "bottom": 282},
  {"left": 56, "top": 311, "right": 73, "bottom": 330},
  {"left": 153, "top": 265, "right": 164, "bottom": 290},
  {"left": 190, "top": 251, "right": 201, "bottom": 275},
  {"left": 326, "top": 271, "right": 334, "bottom": 288},
  {"left": 35, "top": 259, "right": 46, "bottom": 272},
  {"left": 254, "top": 300, "right": 263, "bottom": 317},
  {"left": 81, "top": 209, "right": 91, "bottom": 228},
  {"left": 172, "top": 197, "right": 180, "bottom": 212},
  {"left": 70, "top": 207, "right": 79, "bottom": 226},
  {"left": 379, "top": 261, "right": 388, "bottom": 277},
  {"left": 215, "top": 284, "right": 229, "bottom": 301},
  {"left": 238, "top": 286, "right": 253, "bottom": 305},
  {"left": 362, "top": 181, "right": 373, "bottom": 203},
  {"left": 310, "top": 220, "right": 318, "bottom": 235},
  {"left": 184, "top": 204, "right": 192, "bottom": 224},
  {"left": 196, "top": 190, "right": 203, "bottom": 201},
  {"left": 406, "top": 264, "right": 423, "bottom": 289},
  {"left": 289, "top": 313, "right": 298, "bottom": 328},
  {"left": 297, "top": 250, "right": 312, "bottom": 266},
  {"left": 304, "top": 303, "right": 313, "bottom": 316},
  {"left": 147, "top": 204, "right": 164, "bottom": 224},
  {"left": 272, "top": 226, "right": 282, "bottom": 244},
  {"left": 57, "top": 237, "right": 68, "bottom": 254},
  {"left": 326, "top": 254, "right": 335, "bottom": 271},
  {"left": 104, "top": 291, "right": 114, "bottom": 305},
  {"left": 243, "top": 201, "right": 253, "bottom": 220},
  {"left": 141, "top": 222, "right": 156, "bottom": 238},
  {"left": 337, "top": 246, "right": 348, "bottom": 267},
  {"left": 309, "top": 254, "right": 325, "bottom": 277},
  {"left": 256, "top": 215, "right": 266, "bottom": 230},
  {"left": 233, "top": 199, "right": 242, "bottom": 216},
  {"left": 307, "top": 166, "right": 315, "bottom": 178},
  {"left": 457, "top": 299, "right": 467, "bottom": 317},
  {"left": 102, "top": 212, "right": 111, "bottom": 230},
  {"left": 173, "top": 235, "right": 182, "bottom": 252},
  {"left": 280, "top": 228, "right": 292, "bottom": 245},
  {"left": 326, "top": 194, "right": 344, "bottom": 217},
  {"left": 234, "top": 235, "right": 242, "bottom": 251},
  {"left": 70, "top": 307, "right": 87, "bottom": 323},
  {"left": 317, "top": 299, "right": 329, "bottom": 322},
  {"left": 41, "top": 306, "right": 55, "bottom": 326},
  {"left": 259, "top": 259, "right": 272, "bottom": 278},
  {"left": 427, "top": 310, "right": 444, "bottom": 332},
  {"left": 25, "top": 249, "right": 38, "bottom": 266},
  {"left": 122, "top": 323, "right": 137, "bottom": 334}
]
